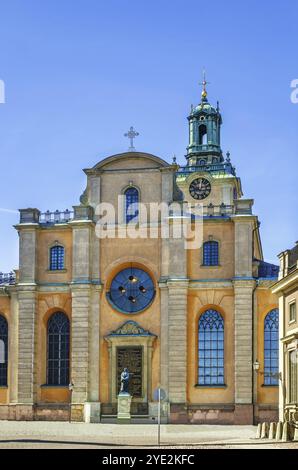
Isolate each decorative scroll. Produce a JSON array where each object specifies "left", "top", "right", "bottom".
[{"left": 108, "top": 320, "right": 154, "bottom": 337}]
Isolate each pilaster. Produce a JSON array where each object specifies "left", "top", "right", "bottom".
[
  {"left": 88, "top": 285, "right": 101, "bottom": 403},
  {"left": 233, "top": 215, "right": 254, "bottom": 278},
  {"left": 69, "top": 211, "right": 99, "bottom": 419},
  {"left": 168, "top": 280, "right": 188, "bottom": 404},
  {"left": 15, "top": 212, "right": 39, "bottom": 416},
  {"left": 159, "top": 282, "right": 169, "bottom": 398},
  {"left": 278, "top": 294, "right": 285, "bottom": 421},
  {"left": 71, "top": 284, "right": 90, "bottom": 405},
  {"left": 17, "top": 286, "right": 37, "bottom": 408},
  {"left": 9, "top": 289, "right": 18, "bottom": 404},
  {"left": 233, "top": 280, "right": 255, "bottom": 409}
]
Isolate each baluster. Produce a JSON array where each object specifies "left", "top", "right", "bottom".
[
  {"left": 45, "top": 210, "right": 51, "bottom": 223},
  {"left": 64, "top": 209, "right": 70, "bottom": 222},
  {"left": 207, "top": 203, "right": 214, "bottom": 217},
  {"left": 220, "top": 203, "right": 226, "bottom": 216},
  {"left": 54, "top": 210, "right": 60, "bottom": 223}
]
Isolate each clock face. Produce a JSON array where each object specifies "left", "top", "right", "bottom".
[{"left": 189, "top": 178, "right": 211, "bottom": 200}]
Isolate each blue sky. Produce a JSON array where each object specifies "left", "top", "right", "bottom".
[{"left": 0, "top": 0, "right": 297, "bottom": 271}]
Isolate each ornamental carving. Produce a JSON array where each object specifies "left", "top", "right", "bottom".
[{"left": 108, "top": 320, "right": 153, "bottom": 337}]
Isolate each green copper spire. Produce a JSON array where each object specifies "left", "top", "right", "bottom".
[{"left": 186, "top": 73, "right": 223, "bottom": 166}]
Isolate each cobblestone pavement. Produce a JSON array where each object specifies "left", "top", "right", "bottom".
[{"left": 0, "top": 422, "right": 296, "bottom": 449}]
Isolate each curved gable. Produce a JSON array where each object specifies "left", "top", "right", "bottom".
[{"left": 85, "top": 152, "right": 170, "bottom": 173}]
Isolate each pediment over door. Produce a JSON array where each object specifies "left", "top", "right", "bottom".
[{"left": 106, "top": 320, "right": 156, "bottom": 338}]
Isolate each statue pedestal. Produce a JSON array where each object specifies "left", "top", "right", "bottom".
[{"left": 117, "top": 393, "right": 132, "bottom": 424}]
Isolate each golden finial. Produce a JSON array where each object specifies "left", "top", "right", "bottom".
[{"left": 199, "top": 69, "right": 209, "bottom": 101}]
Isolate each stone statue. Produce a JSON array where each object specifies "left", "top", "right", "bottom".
[{"left": 120, "top": 367, "right": 130, "bottom": 395}]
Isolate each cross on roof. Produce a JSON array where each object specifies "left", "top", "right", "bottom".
[
  {"left": 124, "top": 126, "right": 139, "bottom": 151},
  {"left": 199, "top": 70, "right": 210, "bottom": 101}
]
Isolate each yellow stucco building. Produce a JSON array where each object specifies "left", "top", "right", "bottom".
[
  {"left": 272, "top": 242, "right": 298, "bottom": 430},
  {"left": 0, "top": 82, "right": 280, "bottom": 424}
]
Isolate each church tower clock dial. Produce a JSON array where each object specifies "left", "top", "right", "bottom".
[{"left": 189, "top": 177, "right": 211, "bottom": 200}]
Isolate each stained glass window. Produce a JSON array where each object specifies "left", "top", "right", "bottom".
[
  {"left": 125, "top": 187, "right": 139, "bottom": 223},
  {"left": 264, "top": 309, "right": 279, "bottom": 386},
  {"left": 108, "top": 267, "right": 155, "bottom": 314},
  {"left": 0, "top": 315, "right": 8, "bottom": 386},
  {"left": 50, "top": 245, "right": 65, "bottom": 270},
  {"left": 203, "top": 241, "right": 219, "bottom": 266},
  {"left": 198, "top": 309, "right": 224, "bottom": 386},
  {"left": 47, "top": 312, "right": 70, "bottom": 386}
]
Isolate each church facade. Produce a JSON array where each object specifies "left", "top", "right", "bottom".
[{"left": 0, "top": 82, "right": 280, "bottom": 424}]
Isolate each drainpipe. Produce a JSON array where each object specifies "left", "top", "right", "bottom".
[
  {"left": 252, "top": 279, "right": 258, "bottom": 423},
  {"left": 252, "top": 220, "right": 261, "bottom": 423}
]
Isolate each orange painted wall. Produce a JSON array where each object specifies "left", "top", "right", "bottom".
[
  {"left": 188, "top": 221, "right": 235, "bottom": 280},
  {"left": 37, "top": 229, "right": 72, "bottom": 283},
  {"left": 187, "top": 289, "right": 235, "bottom": 404}
]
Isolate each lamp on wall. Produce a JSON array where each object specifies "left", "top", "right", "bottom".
[{"left": 253, "top": 360, "right": 260, "bottom": 371}]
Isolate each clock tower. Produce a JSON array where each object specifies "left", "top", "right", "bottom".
[{"left": 177, "top": 77, "right": 242, "bottom": 207}]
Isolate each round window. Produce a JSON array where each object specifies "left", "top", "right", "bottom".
[{"left": 108, "top": 267, "right": 155, "bottom": 314}]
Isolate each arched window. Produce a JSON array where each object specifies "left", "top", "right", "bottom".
[
  {"left": 47, "top": 312, "right": 70, "bottom": 386},
  {"left": 198, "top": 309, "right": 224, "bottom": 385},
  {"left": 203, "top": 241, "right": 219, "bottom": 266},
  {"left": 199, "top": 124, "right": 207, "bottom": 145},
  {"left": 0, "top": 315, "right": 8, "bottom": 386},
  {"left": 49, "top": 245, "right": 64, "bottom": 270},
  {"left": 125, "top": 187, "right": 139, "bottom": 224},
  {"left": 264, "top": 309, "right": 279, "bottom": 385}
]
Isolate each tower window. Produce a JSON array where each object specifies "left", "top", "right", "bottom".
[
  {"left": 49, "top": 245, "right": 65, "bottom": 270},
  {"left": 199, "top": 124, "right": 207, "bottom": 145},
  {"left": 125, "top": 187, "right": 139, "bottom": 224},
  {"left": 198, "top": 309, "right": 224, "bottom": 386},
  {"left": 0, "top": 315, "right": 8, "bottom": 386},
  {"left": 264, "top": 309, "right": 279, "bottom": 386},
  {"left": 203, "top": 241, "right": 219, "bottom": 266},
  {"left": 47, "top": 312, "right": 70, "bottom": 386}
]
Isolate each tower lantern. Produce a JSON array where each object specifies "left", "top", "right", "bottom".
[{"left": 186, "top": 73, "right": 223, "bottom": 166}]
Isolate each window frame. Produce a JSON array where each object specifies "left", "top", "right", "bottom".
[
  {"left": 197, "top": 309, "right": 225, "bottom": 387},
  {"left": 46, "top": 312, "right": 70, "bottom": 386},
  {"left": 49, "top": 244, "right": 65, "bottom": 271},
  {"left": 263, "top": 308, "right": 279, "bottom": 386},
  {"left": 289, "top": 301, "right": 297, "bottom": 324},
  {"left": 202, "top": 240, "right": 220, "bottom": 267},
  {"left": 123, "top": 186, "right": 140, "bottom": 225}
]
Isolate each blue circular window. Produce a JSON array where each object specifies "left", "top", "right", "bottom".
[{"left": 108, "top": 267, "right": 155, "bottom": 314}]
